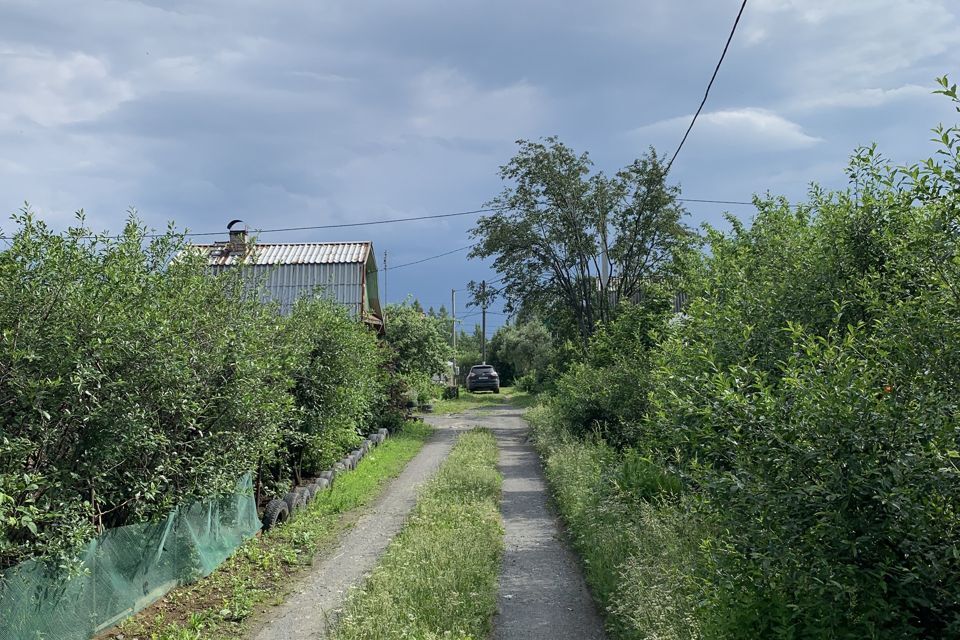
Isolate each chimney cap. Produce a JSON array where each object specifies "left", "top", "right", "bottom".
[{"left": 227, "top": 219, "right": 245, "bottom": 230}]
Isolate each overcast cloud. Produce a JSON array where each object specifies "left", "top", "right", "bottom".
[{"left": 1, "top": 0, "right": 958, "bottom": 319}]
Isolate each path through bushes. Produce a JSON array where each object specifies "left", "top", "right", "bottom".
[
  {"left": 251, "top": 401, "right": 605, "bottom": 640},
  {"left": 249, "top": 417, "right": 465, "bottom": 639}
]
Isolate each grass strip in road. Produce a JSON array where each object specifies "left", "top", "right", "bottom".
[
  {"left": 330, "top": 428, "right": 503, "bottom": 640},
  {"left": 104, "top": 420, "right": 433, "bottom": 640},
  {"left": 432, "top": 385, "right": 535, "bottom": 414}
]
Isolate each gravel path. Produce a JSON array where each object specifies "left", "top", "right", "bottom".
[
  {"left": 480, "top": 404, "right": 608, "bottom": 640},
  {"left": 249, "top": 416, "right": 468, "bottom": 640}
]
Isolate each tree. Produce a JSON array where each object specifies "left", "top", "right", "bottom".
[
  {"left": 382, "top": 302, "right": 452, "bottom": 377},
  {"left": 490, "top": 320, "right": 554, "bottom": 381},
  {"left": 469, "top": 137, "right": 692, "bottom": 346}
]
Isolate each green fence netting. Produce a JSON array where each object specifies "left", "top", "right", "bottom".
[{"left": 0, "top": 473, "right": 261, "bottom": 640}]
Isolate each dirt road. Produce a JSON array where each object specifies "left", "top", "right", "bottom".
[
  {"left": 249, "top": 415, "right": 468, "bottom": 640},
  {"left": 249, "top": 403, "right": 605, "bottom": 639},
  {"left": 479, "top": 404, "right": 607, "bottom": 640}
]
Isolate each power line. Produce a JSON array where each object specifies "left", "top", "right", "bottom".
[
  {"left": 454, "top": 275, "right": 505, "bottom": 293},
  {"left": 0, "top": 195, "right": 774, "bottom": 243},
  {"left": 677, "top": 197, "right": 753, "bottom": 206},
  {"left": 0, "top": 207, "right": 499, "bottom": 241},
  {"left": 666, "top": 0, "right": 748, "bottom": 173},
  {"left": 374, "top": 244, "right": 474, "bottom": 273}
]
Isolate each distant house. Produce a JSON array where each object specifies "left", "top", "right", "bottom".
[{"left": 191, "top": 222, "right": 384, "bottom": 331}]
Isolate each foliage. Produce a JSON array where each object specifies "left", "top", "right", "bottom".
[
  {"left": 528, "top": 406, "right": 704, "bottom": 639},
  {"left": 281, "top": 299, "right": 386, "bottom": 482},
  {"left": 114, "top": 421, "right": 433, "bottom": 640},
  {"left": 383, "top": 301, "right": 452, "bottom": 378},
  {"left": 0, "top": 213, "right": 292, "bottom": 568},
  {"left": 541, "top": 79, "right": 960, "bottom": 637},
  {"left": 403, "top": 371, "right": 441, "bottom": 406},
  {"left": 469, "top": 137, "right": 693, "bottom": 345},
  {"left": 549, "top": 295, "right": 673, "bottom": 446},
  {"left": 0, "top": 212, "right": 392, "bottom": 569},
  {"left": 331, "top": 428, "right": 502, "bottom": 640},
  {"left": 487, "top": 319, "right": 554, "bottom": 387}
]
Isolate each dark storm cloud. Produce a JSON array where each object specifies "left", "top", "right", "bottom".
[{"left": 1, "top": 0, "right": 958, "bottom": 307}]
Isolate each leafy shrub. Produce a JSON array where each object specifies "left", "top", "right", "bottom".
[
  {"left": 382, "top": 302, "right": 451, "bottom": 378},
  {"left": 513, "top": 372, "right": 537, "bottom": 392},
  {"left": 282, "top": 299, "right": 386, "bottom": 480},
  {"left": 0, "top": 211, "right": 392, "bottom": 569},
  {"left": 549, "top": 298, "right": 673, "bottom": 446},
  {"left": 608, "top": 449, "right": 682, "bottom": 503},
  {"left": 0, "top": 212, "right": 293, "bottom": 568},
  {"left": 399, "top": 372, "right": 440, "bottom": 407},
  {"left": 541, "top": 79, "right": 960, "bottom": 637},
  {"left": 528, "top": 406, "right": 705, "bottom": 640}
]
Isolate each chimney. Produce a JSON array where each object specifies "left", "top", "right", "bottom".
[{"left": 227, "top": 219, "right": 247, "bottom": 253}]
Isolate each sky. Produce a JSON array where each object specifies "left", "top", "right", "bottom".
[{"left": 1, "top": 0, "right": 958, "bottom": 329}]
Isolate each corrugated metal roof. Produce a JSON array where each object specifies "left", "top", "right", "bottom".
[{"left": 193, "top": 242, "right": 371, "bottom": 266}]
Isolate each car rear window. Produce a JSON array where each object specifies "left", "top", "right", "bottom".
[{"left": 472, "top": 365, "right": 494, "bottom": 372}]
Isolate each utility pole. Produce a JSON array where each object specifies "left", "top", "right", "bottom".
[
  {"left": 382, "top": 250, "right": 387, "bottom": 330},
  {"left": 451, "top": 288, "right": 457, "bottom": 388},
  {"left": 481, "top": 280, "right": 487, "bottom": 364}
]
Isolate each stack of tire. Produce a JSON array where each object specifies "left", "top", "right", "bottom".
[{"left": 261, "top": 428, "right": 391, "bottom": 531}]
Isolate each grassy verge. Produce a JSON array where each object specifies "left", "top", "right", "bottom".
[
  {"left": 329, "top": 428, "right": 503, "bottom": 640},
  {"left": 104, "top": 421, "right": 432, "bottom": 640},
  {"left": 526, "top": 405, "right": 706, "bottom": 639},
  {"left": 432, "top": 385, "right": 535, "bottom": 414}
]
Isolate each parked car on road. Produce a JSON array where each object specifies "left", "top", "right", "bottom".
[{"left": 466, "top": 364, "right": 500, "bottom": 393}]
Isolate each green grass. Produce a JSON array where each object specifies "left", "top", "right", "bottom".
[
  {"left": 329, "top": 428, "right": 503, "bottom": 640},
  {"left": 526, "top": 405, "right": 705, "bottom": 640},
  {"left": 432, "top": 385, "right": 534, "bottom": 414},
  {"left": 106, "top": 421, "right": 432, "bottom": 640}
]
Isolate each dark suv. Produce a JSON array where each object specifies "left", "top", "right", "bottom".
[{"left": 466, "top": 364, "right": 500, "bottom": 393}]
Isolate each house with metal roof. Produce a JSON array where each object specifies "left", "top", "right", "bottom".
[{"left": 192, "top": 222, "right": 384, "bottom": 330}]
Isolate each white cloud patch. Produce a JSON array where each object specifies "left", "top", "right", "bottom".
[
  {"left": 0, "top": 49, "right": 133, "bottom": 127},
  {"left": 797, "top": 84, "right": 931, "bottom": 110},
  {"left": 747, "top": 0, "right": 960, "bottom": 91},
  {"left": 408, "top": 68, "right": 545, "bottom": 141},
  {"left": 633, "top": 108, "right": 822, "bottom": 151}
]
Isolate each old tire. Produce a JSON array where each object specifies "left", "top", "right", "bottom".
[
  {"left": 378, "top": 428, "right": 389, "bottom": 438},
  {"left": 320, "top": 470, "right": 335, "bottom": 482},
  {"left": 297, "top": 486, "right": 311, "bottom": 505},
  {"left": 262, "top": 498, "right": 289, "bottom": 531},
  {"left": 284, "top": 490, "right": 305, "bottom": 514},
  {"left": 316, "top": 477, "right": 330, "bottom": 491},
  {"left": 304, "top": 483, "right": 321, "bottom": 501}
]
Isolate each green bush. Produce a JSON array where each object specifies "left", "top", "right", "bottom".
[
  {"left": 528, "top": 406, "right": 704, "bottom": 640},
  {"left": 0, "top": 211, "right": 391, "bottom": 569},
  {"left": 549, "top": 298, "right": 673, "bottom": 446},
  {"left": 541, "top": 79, "right": 960, "bottom": 637},
  {"left": 283, "top": 299, "right": 386, "bottom": 480},
  {"left": 0, "top": 212, "right": 294, "bottom": 569},
  {"left": 382, "top": 302, "right": 451, "bottom": 378}
]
